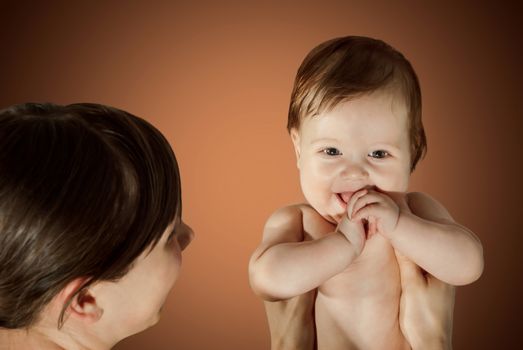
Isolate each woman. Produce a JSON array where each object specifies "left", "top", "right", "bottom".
[{"left": 0, "top": 103, "right": 193, "bottom": 349}]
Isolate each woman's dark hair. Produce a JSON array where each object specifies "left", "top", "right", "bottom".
[{"left": 0, "top": 103, "right": 181, "bottom": 328}]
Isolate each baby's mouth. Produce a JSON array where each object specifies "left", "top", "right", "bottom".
[{"left": 337, "top": 192, "right": 354, "bottom": 204}]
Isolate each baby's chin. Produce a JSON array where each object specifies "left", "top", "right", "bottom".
[
  {"left": 314, "top": 207, "right": 345, "bottom": 225},
  {"left": 326, "top": 211, "right": 345, "bottom": 224},
  {"left": 305, "top": 199, "right": 346, "bottom": 225}
]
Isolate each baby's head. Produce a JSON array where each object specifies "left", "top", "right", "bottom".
[{"left": 287, "top": 36, "right": 426, "bottom": 223}]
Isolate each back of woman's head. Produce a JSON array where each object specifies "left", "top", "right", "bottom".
[{"left": 0, "top": 103, "right": 181, "bottom": 328}]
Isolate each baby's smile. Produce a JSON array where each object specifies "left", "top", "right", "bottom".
[
  {"left": 335, "top": 186, "right": 373, "bottom": 207},
  {"left": 337, "top": 192, "right": 354, "bottom": 204},
  {"left": 332, "top": 190, "right": 362, "bottom": 222},
  {"left": 334, "top": 192, "right": 352, "bottom": 213}
]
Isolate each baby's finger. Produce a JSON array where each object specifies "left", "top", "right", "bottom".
[
  {"left": 352, "top": 203, "right": 380, "bottom": 222},
  {"left": 347, "top": 189, "right": 367, "bottom": 220},
  {"left": 368, "top": 216, "right": 377, "bottom": 237},
  {"left": 351, "top": 192, "right": 383, "bottom": 220},
  {"left": 347, "top": 219, "right": 367, "bottom": 254}
]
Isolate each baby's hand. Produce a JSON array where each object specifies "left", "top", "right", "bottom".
[
  {"left": 336, "top": 203, "right": 366, "bottom": 256},
  {"left": 348, "top": 189, "right": 401, "bottom": 239}
]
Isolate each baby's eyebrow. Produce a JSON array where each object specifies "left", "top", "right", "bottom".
[
  {"left": 370, "top": 142, "right": 402, "bottom": 151},
  {"left": 310, "top": 137, "right": 340, "bottom": 144}
]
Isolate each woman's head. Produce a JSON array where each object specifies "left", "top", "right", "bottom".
[{"left": 0, "top": 103, "right": 191, "bottom": 343}]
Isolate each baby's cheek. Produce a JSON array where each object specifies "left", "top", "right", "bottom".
[
  {"left": 373, "top": 167, "right": 409, "bottom": 192},
  {"left": 302, "top": 164, "right": 333, "bottom": 192},
  {"left": 311, "top": 160, "right": 338, "bottom": 179},
  {"left": 299, "top": 167, "right": 326, "bottom": 206}
]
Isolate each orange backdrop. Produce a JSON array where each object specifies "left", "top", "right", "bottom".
[{"left": 0, "top": 1, "right": 521, "bottom": 349}]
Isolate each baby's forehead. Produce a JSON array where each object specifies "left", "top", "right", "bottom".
[
  {"left": 337, "top": 90, "right": 408, "bottom": 116},
  {"left": 304, "top": 96, "right": 408, "bottom": 139}
]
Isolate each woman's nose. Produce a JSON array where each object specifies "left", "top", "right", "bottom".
[{"left": 177, "top": 222, "right": 194, "bottom": 251}]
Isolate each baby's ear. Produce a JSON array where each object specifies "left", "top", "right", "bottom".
[
  {"left": 57, "top": 278, "right": 103, "bottom": 324},
  {"left": 290, "top": 128, "right": 301, "bottom": 169}
]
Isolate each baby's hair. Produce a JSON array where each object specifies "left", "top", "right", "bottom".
[
  {"left": 0, "top": 103, "right": 181, "bottom": 328},
  {"left": 287, "top": 36, "right": 427, "bottom": 171}
]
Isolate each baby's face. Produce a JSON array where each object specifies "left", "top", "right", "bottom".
[{"left": 291, "top": 90, "right": 411, "bottom": 223}]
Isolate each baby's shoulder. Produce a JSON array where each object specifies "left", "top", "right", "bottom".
[
  {"left": 265, "top": 204, "right": 304, "bottom": 225},
  {"left": 406, "top": 191, "right": 455, "bottom": 224},
  {"left": 263, "top": 203, "right": 334, "bottom": 243},
  {"left": 266, "top": 203, "right": 323, "bottom": 226},
  {"left": 262, "top": 204, "right": 306, "bottom": 242}
]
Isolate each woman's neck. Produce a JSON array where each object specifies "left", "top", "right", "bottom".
[
  {"left": 0, "top": 323, "right": 108, "bottom": 350},
  {"left": 0, "top": 327, "right": 65, "bottom": 350}
]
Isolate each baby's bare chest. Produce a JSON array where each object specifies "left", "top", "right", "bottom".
[
  {"left": 296, "top": 206, "right": 406, "bottom": 348},
  {"left": 321, "top": 233, "right": 400, "bottom": 297},
  {"left": 300, "top": 205, "right": 401, "bottom": 303},
  {"left": 315, "top": 236, "right": 405, "bottom": 349}
]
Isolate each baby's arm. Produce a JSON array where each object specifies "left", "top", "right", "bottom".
[
  {"left": 249, "top": 205, "right": 364, "bottom": 301},
  {"left": 351, "top": 190, "right": 483, "bottom": 286}
]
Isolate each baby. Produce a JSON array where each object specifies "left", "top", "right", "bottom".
[{"left": 249, "top": 36, "right": 484, "bottom": 349}]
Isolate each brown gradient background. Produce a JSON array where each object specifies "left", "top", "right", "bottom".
[{"left": 1, "top": 1, "right": 521, "bottom": 349}]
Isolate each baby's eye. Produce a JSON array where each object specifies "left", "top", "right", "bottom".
[
  {"left": 322, "top": 148, "right": 342, "bottom": 156},
  {"left": 368, "top": 150, "right": 389, "bottom": 159}
]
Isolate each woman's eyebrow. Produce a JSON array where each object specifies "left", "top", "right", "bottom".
[
  {"left": 167, "top": 228, "right": 176, "bottom": 241},
  {"left": 167, "top": 219, "right": 178, "bottom": 239}
]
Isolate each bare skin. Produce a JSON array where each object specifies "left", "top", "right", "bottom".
[
  {"left": 263, "top": 248, "right": 455, "bottom": 350},
  {"left": 253, "top": 202, "right": 405, "bottom": 350},
  {"left": 256, "top": 193, "right": 457, "bottom": 350},
  {"left": 250, "top": 93, "right": 482, "bottom": 349},
  {"left": 395, "top": 239, "right": 455, "bottom": 350},
  {"left": 251, "top": 188, "right": 480, "bottom": 349}
]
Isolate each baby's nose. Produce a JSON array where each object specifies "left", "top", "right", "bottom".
[{"left": 340, "top": 162, "right": 369, "bottom": 180}]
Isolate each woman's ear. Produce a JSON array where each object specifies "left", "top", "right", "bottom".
[
  {"left": 59, "top": 278, "right": 103, "bottom": 323},
  {"left": 290, "top": 128, "right": 301, "bottom": 169}
]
